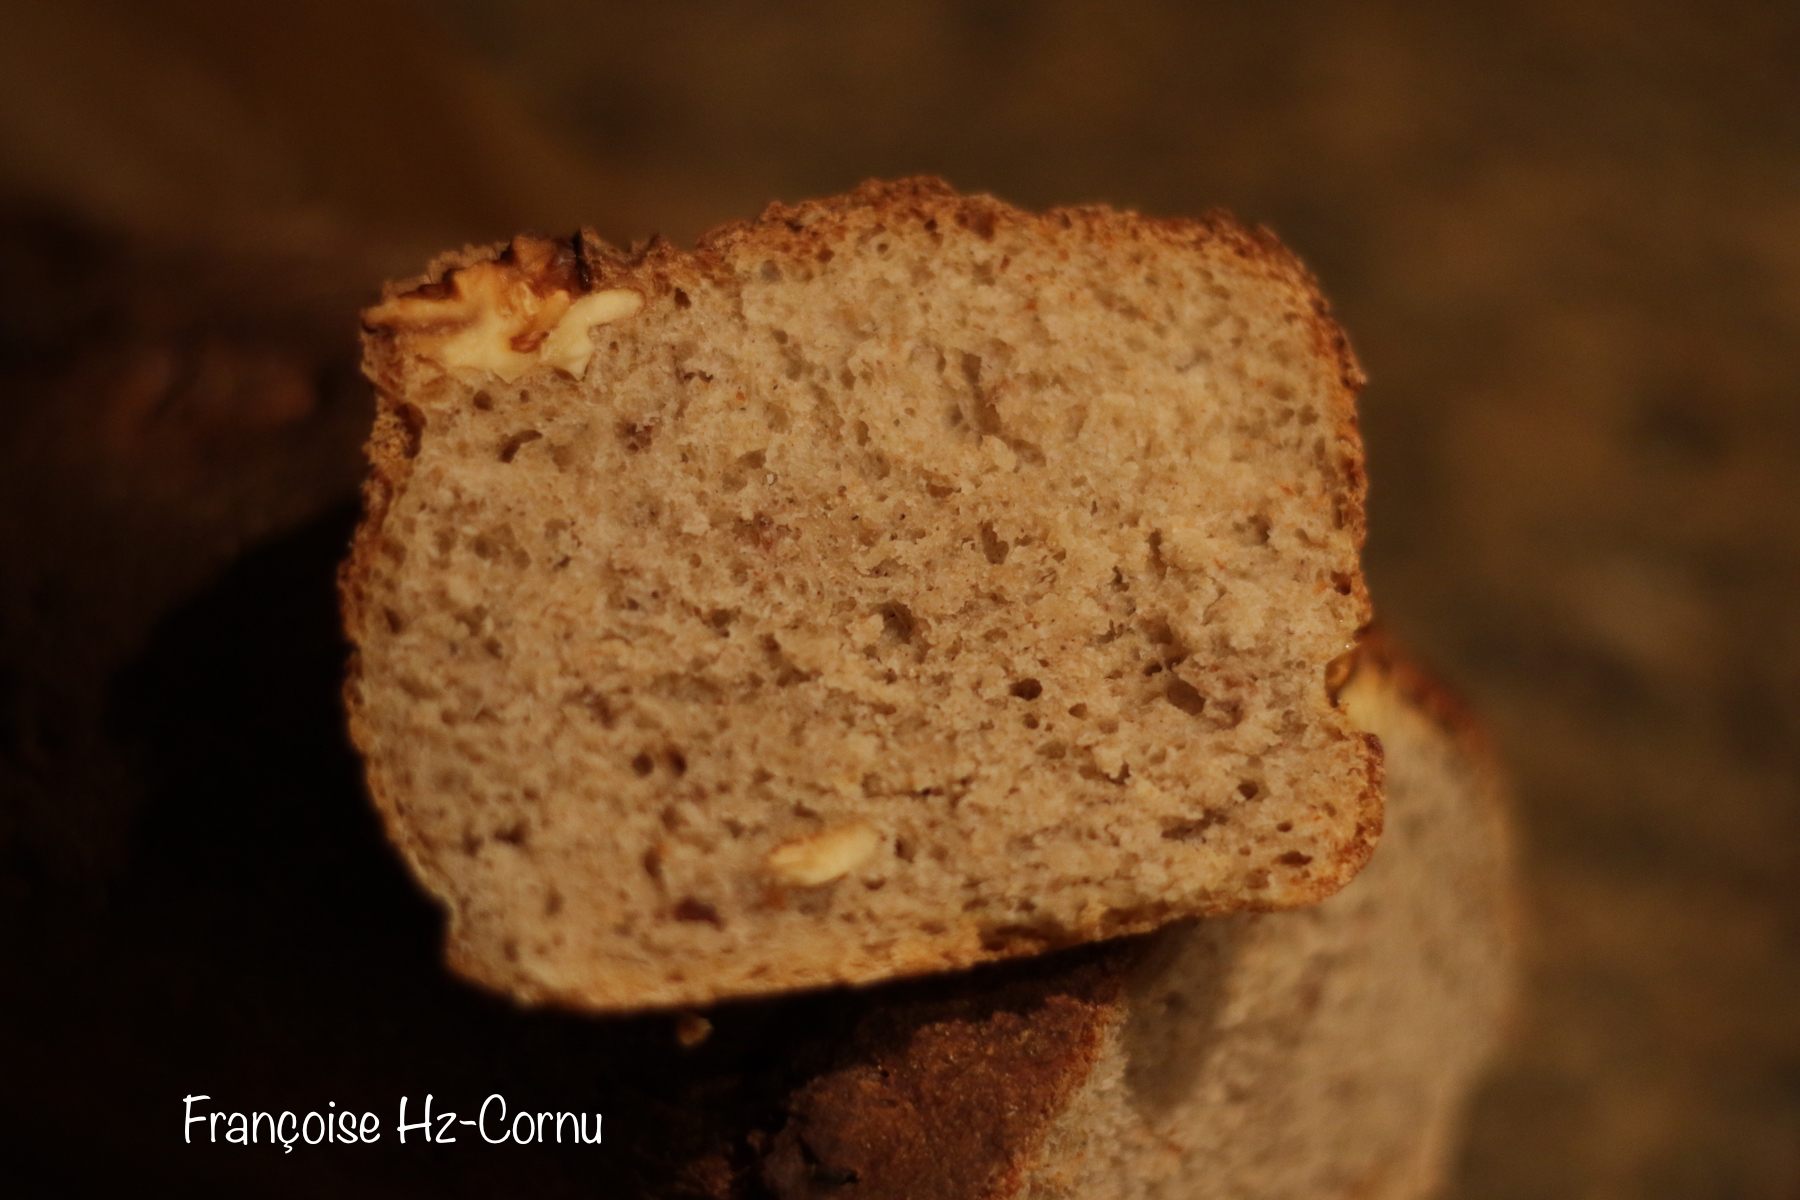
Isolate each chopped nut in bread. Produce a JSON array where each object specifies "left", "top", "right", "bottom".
[{"left": 767, "top": 822, "right": 882, "bottom": 888}]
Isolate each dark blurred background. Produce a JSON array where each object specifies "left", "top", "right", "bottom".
[{"left": 2, "top": 1, "right": 1798, "bottom": 1196}]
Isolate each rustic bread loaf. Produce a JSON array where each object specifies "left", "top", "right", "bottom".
[
  {"left": 756, "top": 631, "right": 1517, "bottom": 1200},
  {"left": 343, "top": 177, "right": 1380, "bottom": 1011}
]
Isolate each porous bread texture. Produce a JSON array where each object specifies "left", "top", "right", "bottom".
[
  {"left": 1015, "top": 634, "right": 1517, "bottom": 1200},
  {"left": 343, "top": 177, "right": 1380, "bottom": 1011},
  {"left": 757, "top": 632, "right": 1517, "bottom": 1200}
]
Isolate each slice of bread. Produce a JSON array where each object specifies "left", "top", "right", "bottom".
[{"left": 342, "top": 177, "right": 1380, "bottom": 1011}]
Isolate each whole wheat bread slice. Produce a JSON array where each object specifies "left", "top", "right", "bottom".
[{"left": 343, "top": 177, "right": 1380, "bottom": 1011}]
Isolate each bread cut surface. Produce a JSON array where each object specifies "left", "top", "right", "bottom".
[
  {"left": 343, "top": 177, "right": 1379, "bottom": 1011},
  {"left": 1012, "top": 631, "right": 1517, "bottom": 1200},
  {"left": 757, "top": 631, "right": 1516, "bottom": 1200}
]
